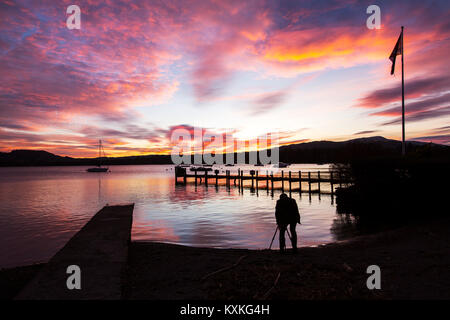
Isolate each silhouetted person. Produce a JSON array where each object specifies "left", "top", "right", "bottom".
[{"left": 275, "top": 193, "right": 300, "bottom": 253}]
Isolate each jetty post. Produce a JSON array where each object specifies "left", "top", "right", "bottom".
[
  {"left": 317, "top": 171, "right": 321, "bottom": 193},
  {"left": 308, "top": 171, "right": 311, "bottom": 193},
  {"left": 330, "top": 171, "right": 334, "bottom": 194},
  {"left": 271, "top": 172, "right": 274, "bottom": 190},
  {"left": 298, "top": 171, "right": 302, "bottom": 194},
  {"left": 288, "top": 171, "right": 292, "bottom": 193}
]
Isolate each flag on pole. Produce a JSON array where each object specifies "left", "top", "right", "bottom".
[
  {"left": 389, "top": 27, "right": 406, "bottom": 155},
  {"left": 389, "top": 30, "right": 403, "bottom": 75}
]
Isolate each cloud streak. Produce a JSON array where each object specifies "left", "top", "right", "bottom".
[{"left": 1, "top": 0, "right": 450, "bottom": 155}]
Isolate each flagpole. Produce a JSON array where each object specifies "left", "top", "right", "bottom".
[{"left": 401, "top": 26, "right": 405, "bottom": 156}]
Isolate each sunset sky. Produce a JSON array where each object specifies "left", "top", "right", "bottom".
[{"left": 0, "top": 0, "right": 449, "bottom": 157}]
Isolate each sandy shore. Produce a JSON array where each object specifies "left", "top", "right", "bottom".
[{"left": 2, "top": 217, "right": 450, "bottom": 300}]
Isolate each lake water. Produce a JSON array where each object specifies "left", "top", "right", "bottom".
[{"left": 0, "top": 165, "right": 358, "bottom": 268}]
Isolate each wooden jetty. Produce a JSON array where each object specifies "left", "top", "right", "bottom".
[
  {"left": 175, "top": 167, "right": 352, "bottom": 194},
  {"left": 16, "top": 204, "right": 134, "bottom": 300}
]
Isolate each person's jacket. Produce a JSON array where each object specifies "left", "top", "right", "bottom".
[{"left": 275, "top": 197, "right": 300, "bottom": 225}]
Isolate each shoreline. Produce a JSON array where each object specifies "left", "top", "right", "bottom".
[{"left": 2, "top": 216, "right": 450, "bottom": 300}]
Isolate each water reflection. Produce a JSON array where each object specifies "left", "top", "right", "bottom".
[
  {"left": 330, "top": 214, "right": 359, "bottom": 241},
  {"left": 135, "top": 178, "right": 345, "bottom": 250},
  {"left": 0, "top": 165, "right": 357, "bottom": 268}
]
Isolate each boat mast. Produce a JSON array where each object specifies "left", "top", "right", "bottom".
[{"left": 98, "top": 139, "right": 102, "bottom": 167}]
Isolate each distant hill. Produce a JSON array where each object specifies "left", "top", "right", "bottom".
[
  {"left": 0, "top": 136, "right": 448, "bottom": 166},
  {"left": 0, "top": 150, "right": 74, "bottom": 166},
  {"left": 0, "top": 150, "right": 172, "bottom": 166},
  {"left": 278, "top": 136, "right": 449, "bottom": 163}
]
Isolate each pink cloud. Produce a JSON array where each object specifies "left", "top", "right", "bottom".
[{"left": 1, "top": 0, "right": 450, "bottom": 155}]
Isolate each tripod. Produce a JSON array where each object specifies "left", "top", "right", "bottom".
[{"left": 268, "top": 226, "right": 292, "bottom": 250}]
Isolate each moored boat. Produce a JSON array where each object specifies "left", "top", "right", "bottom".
[
  {"left": 271, "top": 162, "right": 290, "bottom": 168},
  {"left": 87, "top": 167, "right": 108, "bottom": 172},
  {"left": 87, "top": 140, "right": 109, "bottom": 173},
  {"left": 189, "top": 166, "right": 213, "bottom": 172}
]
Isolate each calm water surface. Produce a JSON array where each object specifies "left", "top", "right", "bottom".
[{"left": 0, "top": 165, "right": 358, "bottom": 268}]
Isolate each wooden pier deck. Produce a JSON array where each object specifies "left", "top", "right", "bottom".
[
  {"left": 16, "top": 204, "right": 134, "bottom": 300},
  {"left": 175, "top": 168, "right": 352, "bottom": 194}
]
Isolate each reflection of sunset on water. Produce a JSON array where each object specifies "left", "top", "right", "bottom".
[
  {"left": 133, "top": 220, "right": 180, "bottom": 242},
  {"left": 0, "top": 164, "right": 357, "bottom": 268}
]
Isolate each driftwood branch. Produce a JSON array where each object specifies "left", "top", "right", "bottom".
[
  {"left": 261, "top": 272, "right": 281, "bottom": 300},
  {"left": 201, "top": 255, "right": 247, "bottom": 281}
]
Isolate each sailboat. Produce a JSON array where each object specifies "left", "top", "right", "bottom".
[
  {"left": 271, "top": 162, "right": 290, "bottom": 168},
  {"left": 87, "top": 140, "right": 109, "bottom": 172}
]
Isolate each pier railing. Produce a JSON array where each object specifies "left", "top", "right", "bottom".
[{"left": 175, "top": 167, "right": 353, "bottom": 194}]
